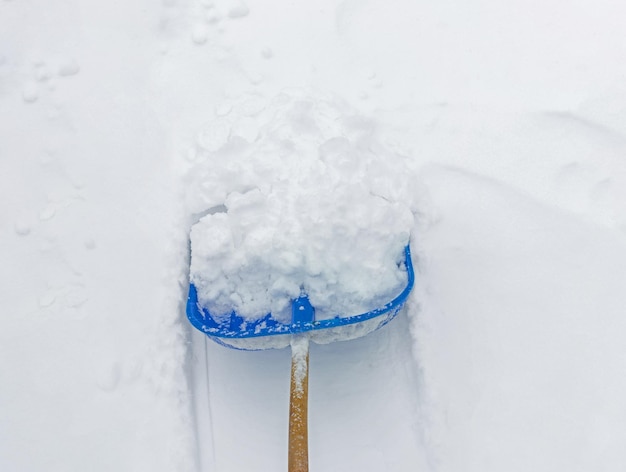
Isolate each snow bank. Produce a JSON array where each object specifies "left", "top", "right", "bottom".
[{"left": 189, "top": 92, "right": 413, "bottom": 321}]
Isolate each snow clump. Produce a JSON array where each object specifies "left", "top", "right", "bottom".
[{"left": 189, "top": 91, "right": 414, "bottom": 322}]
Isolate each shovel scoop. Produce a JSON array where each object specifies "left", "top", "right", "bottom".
[
  {"left": 186, "top": 244, "right": 414, "bottom": 472},
  {"left": 187, "top": 245, "right": 414, "bottom": 350}
]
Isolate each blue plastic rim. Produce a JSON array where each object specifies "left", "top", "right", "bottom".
[{"left": 186, "top": 244, "right": 414, "bottom": 345}]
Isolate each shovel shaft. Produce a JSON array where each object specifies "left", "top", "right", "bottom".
[{"left": 288, "top": 337, "right": 309, "bottom": 472}]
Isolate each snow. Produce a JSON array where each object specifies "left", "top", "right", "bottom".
[
  {"left": 290, "top": 335, "right": 309, "bottom": 391},
  {"left": 188, "top": 92, "right": 412, "bottom": 321},
  {"left": 414, "top": 165, "right": 626, "bottom": 471},
  {"left": 2, "top": 1, "right": 626, "bottom": 472}
]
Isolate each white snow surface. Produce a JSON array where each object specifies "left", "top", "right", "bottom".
[
  {"left": 3, "top": 1, "right": 626, "bottom": 472},
  {"left": 189, "top": 93, "right": 412, "bottom": 321}
]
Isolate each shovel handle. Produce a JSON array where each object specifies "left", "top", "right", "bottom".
[{"left": 289, "top": 336, "right": 310, "bottom": 472}]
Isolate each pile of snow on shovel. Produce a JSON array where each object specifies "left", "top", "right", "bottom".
[{"left": 188, "top": 90, "right": 413, "bottom": 322}]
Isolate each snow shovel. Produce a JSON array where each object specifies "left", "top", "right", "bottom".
[{"left": 186, "top": 244, "right": 415, "bottom": 472}]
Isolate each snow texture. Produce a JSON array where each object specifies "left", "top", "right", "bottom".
[
  {"left": 290, "top": 334, "right": 309, "bottom": 392},
  {"left": 3, "top": 0, "right": 626, "bottom": 472},
  {"left": 189, "top": 92, "right": 412, "bottom": 321}
]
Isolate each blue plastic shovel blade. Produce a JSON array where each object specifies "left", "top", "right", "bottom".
[{"left": 186, "top": 245, "right": 414, "bottom": 350}]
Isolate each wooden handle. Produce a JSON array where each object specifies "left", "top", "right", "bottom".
[{"left": 289, "top": 336, "right": 310, "bottom": 472}]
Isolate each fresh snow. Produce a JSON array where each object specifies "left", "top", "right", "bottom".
[
  {"left": 189, "top": 92, "right": 412, "bottom": 321},
  {"left": 2, "top": 1, "right": 626, "bottom": 472}
]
